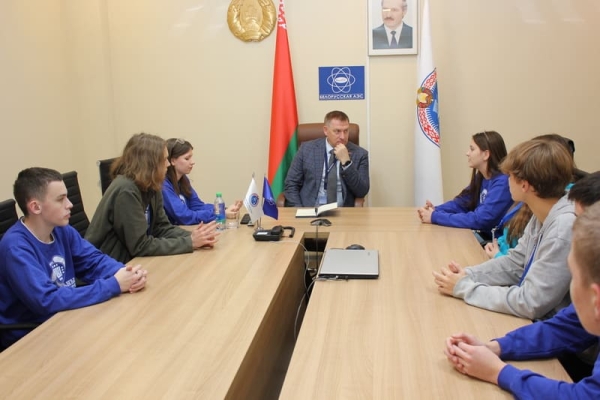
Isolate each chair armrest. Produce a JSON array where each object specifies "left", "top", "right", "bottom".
[
  {"left": 0, "top": 323, "right": 39, "bottom": 351},
  {"left": 0, "top": 322, "right": 39, "bottom": 331}
]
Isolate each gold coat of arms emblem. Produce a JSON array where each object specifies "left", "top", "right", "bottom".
[{"left": 227, "top": 0, "right": 276, "bottom": 42}]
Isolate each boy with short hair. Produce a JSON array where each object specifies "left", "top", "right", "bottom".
[
  {"left": 443, "top": 201, "right": 600, "bottom": 398},
  {"left": 432, "top": 139, "right": 576, "bottom": 320},
  {"left": 0, "top": 168, "right": 147, "bottom": 349}
]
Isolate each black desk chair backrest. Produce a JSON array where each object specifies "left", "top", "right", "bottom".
[
  {"left": 0, "top": 199, "right": 40, "bottom": 351},
  {"left": 61, "top": 171, "right": 90, "bottom": 237},
  {"left": 98, "top": 157, "right": 117, "bottom": 195},
  {"left": 0, "top": 199, "right": 19, "bottom": 241}
]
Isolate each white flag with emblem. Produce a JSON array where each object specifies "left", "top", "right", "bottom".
[
  {"left": 243, "top": 177, "right": 264, "bottom": 223},
  {"left": 414, "top": 0, "right": 443, "bottom": 206}
]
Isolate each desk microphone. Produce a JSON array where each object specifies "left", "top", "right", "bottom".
[{"left": 310, "top": 218, "right": 332, "bottom": 227}]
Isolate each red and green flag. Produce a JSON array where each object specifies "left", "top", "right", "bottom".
[{"left": 268, "top": 0, "right": 298, "bottom": 198}]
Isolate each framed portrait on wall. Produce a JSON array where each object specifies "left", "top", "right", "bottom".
[{"left": 368, "top": 0, "right": 418, "bottom": 56}]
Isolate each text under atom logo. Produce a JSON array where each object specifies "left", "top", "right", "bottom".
[
  {"left": 250, "top": 193, "right": 260, "bottom": 207},
  {"left": 326, "top": 67, "right": 356, "bottom": 93}
]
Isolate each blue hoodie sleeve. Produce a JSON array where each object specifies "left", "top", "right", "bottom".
[
  {"left": 495, "top": 305, "right": 600, "bottom": 399},
  {"left": 431, "top": 174, "right": 512, "bottom": 231},
  {"left": 2, "top": 227, "right": 121, "bottom": 317},
  {"left": 497, "top": 363, "right": 600, "bottom": 400},
  {"left": 162, "top": 178, "right": 215, "bottom": 225},
  {"left": 435, "top": 188, "right": 470, "bottom": 214},
  {"left": 497, "top": 305, "right": 596, "bottom": 359},
  {"left": 67, "top": 226, "right": 123, "bottom": 282},
  {"left": 186, "top": 185, "right": 216, "bottom": 220}
]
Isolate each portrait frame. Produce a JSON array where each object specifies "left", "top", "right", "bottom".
[{"left": 368, "top": 0, "right": 418, "bottom": 56}]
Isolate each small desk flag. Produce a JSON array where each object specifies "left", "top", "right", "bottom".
[
  {"left": 262, "top": 176, "right": 279, "bottom": 220},
  {"left": 244, "top": 177, "right": 264, "bottom": 223}
]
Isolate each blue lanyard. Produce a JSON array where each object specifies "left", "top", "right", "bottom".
[
  {"left": 492, "top": 202, "right": 523, "bottom": 241},
  {"left": 323, "top": 149, "right": 337, "bottom": 191},
  {"left": 518, "top": 234, "right": 542, "bottom": 286},
  {"left": 499, "top": 202, "right": 523, "bottom": 228}
]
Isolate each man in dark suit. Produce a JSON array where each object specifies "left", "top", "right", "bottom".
[
  {"left": 372, "top": 0, "right": 413, "bottom": 49},
  {"left": 284, "top": 111, "right": 370, "bottom": 207}
]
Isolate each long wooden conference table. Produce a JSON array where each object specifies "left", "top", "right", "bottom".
[{"left": 0, "top": 208, "right": 570, "bottom": 399}]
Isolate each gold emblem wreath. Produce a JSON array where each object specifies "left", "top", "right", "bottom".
[{"left": 227, "top": 0, "right": 276, "bottom": 42}]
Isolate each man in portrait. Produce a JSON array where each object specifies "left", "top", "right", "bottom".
[{"left": 372, "top": 0, "right": 413, "bottom": 49}]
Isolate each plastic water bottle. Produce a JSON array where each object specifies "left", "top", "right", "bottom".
[{"left": 214, "top": 192, "right": 226, "bottom": 230}]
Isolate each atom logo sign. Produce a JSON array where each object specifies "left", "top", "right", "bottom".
[
  {"left": 326, "top": 67, "right": 356, "bottom": 93},
  {"left": 319, "top": 66, "right": 365, "bottom": 101}
]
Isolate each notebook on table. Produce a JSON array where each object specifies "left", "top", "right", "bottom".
[
  {"left": 295, "top": 202, "right": 338, "bottom": 218},
  {"left": 317, "top": 249, "right": 379, "bottom": 279}
]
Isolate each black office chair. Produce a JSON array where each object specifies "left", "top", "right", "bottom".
[
  {"left": 62, "top": 171, "right": 90, "bottom": 237},
  {"left": 0, "top": 199, "right": 19, "bottom": 241},
  {"left": 98, "top": 157, "right": 117, "bottom": 195},
  {"left": 563, "top": 137, "right": 589, "bottom": 181},
  {"left": 0, "top": 199, "right": 39, "bottom": 350},
  {"left": 536, "top": 134, "right": 588, "bottom": 181},
  {"left": 0, "top": 321, "right": 40, "bottom": 352}
]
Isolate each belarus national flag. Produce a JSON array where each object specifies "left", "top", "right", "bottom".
[
  {"left": 267, "top": 0, "right": 298, "bottom": 199},
  {"left": 414, "top": 0, "right": 443, "bottom": 206}
]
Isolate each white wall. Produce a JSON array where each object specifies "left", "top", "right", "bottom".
[
  {"left": 0, "top": 1, "right": 75, "bottom": 203},
  {"left": 434, "top": 0, "right": 600, "bottom": 199},
  {"left": 1, "top": 0, "right": 599, "bottom": 216}
]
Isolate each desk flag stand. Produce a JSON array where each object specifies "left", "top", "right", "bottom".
[{"left": 244, "top": 173, "right": 280, "bottom": 225}]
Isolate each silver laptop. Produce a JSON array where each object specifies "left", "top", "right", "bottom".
[{"left": 318, "top": 249, "right": 379, "bottom": 279}]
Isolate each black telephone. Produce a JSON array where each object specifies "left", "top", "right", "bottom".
[{"left": 252, "top": 225, "right": 295, "bottom": 242}]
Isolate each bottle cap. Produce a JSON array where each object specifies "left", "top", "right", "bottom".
[{"left": 216, "top": 192, "right": 222, "bottom": 197}]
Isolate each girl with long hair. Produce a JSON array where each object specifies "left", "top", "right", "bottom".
[
  {"left": 418, "top": 131, "right": 513, "bottom": 240},
  {"left": 86, "top": 133, "right": 218, "bottom": 263},
  {"left": 162, "top": 138, "right": 241, "bottom": 225}
]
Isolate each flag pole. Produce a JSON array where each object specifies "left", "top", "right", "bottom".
[
  {"left": 254, "top": 172, "right": 262, "bottom": 230},
  {"left": 244, "top": 172, "right": 264, "bottom": 231}
]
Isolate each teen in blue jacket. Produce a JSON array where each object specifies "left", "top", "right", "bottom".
[
  {"left": 443, "top": 202, "right": 600, "bottom": 399},
  {"left": 418, "top": 131, "right": 513, "bottom": 240},
  {"left": 162, "top": 138, "right": 241, "bottom": 225},
  {"left": 162, "top": 175, "right": 215, "bottom": 225},
  {"left": 0, "top": 168, "right": 147, "bottom": 349},
  {"left": 496, "top": 305, "right": 599, "bottom": 398}
]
